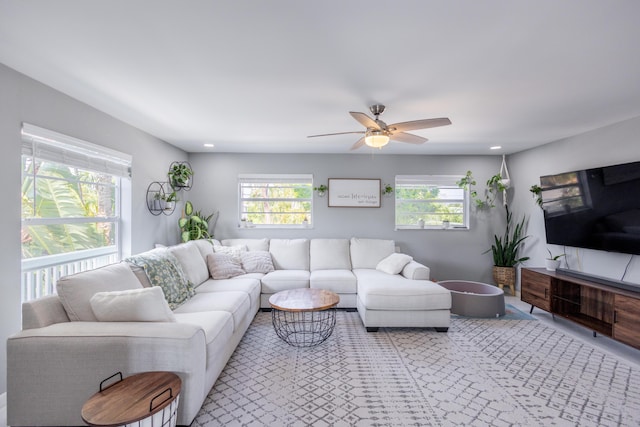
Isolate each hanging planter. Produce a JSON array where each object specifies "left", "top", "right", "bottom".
[
  {"left": 168, "top": 161, "right": 193, "bottom": 191},
  {"left": 314, "top": 184, "right": 327, "bottom": 197}
]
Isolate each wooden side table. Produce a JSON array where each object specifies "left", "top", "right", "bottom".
[{"left": 82, "top": 371, "right": 181, "bottom": 427}]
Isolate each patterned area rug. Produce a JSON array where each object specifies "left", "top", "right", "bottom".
[{"left": 193, "top": 312, "right": 640, "bottom": 427}]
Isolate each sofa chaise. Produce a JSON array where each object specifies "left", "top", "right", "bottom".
[{"left": 7, "top": 237, "right": 451, "bottom": 426}]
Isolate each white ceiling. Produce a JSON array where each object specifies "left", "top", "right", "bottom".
[{"left": 2, "top": 1, "right": 640, "bottom": 155}]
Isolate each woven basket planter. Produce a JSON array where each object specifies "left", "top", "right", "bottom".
[{"left": 492, "top": 266, "right": 515, "bottom": 287}]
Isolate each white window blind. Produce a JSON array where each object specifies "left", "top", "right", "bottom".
[{"left": 21, "top": 123, "right": 132, "bottom": 177}]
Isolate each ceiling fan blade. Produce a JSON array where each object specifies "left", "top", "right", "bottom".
[
  {"left": 349, "top": 112, "right": 381, "bottom": 130},
  {"left": 350, "top": 137, "right": 366, "bottom": 151},
  {"left": 388, "top": 118, "right": 451, "bottom": 133},
  {"left": 307, "top": 131, "right": 365, "bottom": 138},
  {"left": 390, "top": 132, "right": 427, "bottom": 144}
]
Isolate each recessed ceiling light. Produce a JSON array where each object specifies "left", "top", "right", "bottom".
[
  {"left": 490, "top": 146, "right": 502, "bottom": 150},
  {"left": 203, "top": 143, "right": 214, "bottom": 148}
]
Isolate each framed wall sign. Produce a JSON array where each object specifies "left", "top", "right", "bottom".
[{"left": 328, "top": 178, "right": 381, "bottom": 208}]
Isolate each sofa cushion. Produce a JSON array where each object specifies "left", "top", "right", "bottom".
[
  {"left": 173, "top": 310, "right": 234, "bottom": 345},
  {"left": 310, "top": 239, "right": 351, "bottom": 271},
  {"left": 196, "top": 278, "right": 261, "bottom": 296},
  {"left": 376, "top": 253, "right": 413, "bottom": 275},
  {"left": 261, "top": 270, "right": 310, "bottom": 293},
  {"left": 355, "top": 269, "right": 451, "bottom": 311},
  {"left": 89, "top": 287, "right": 176, "bottom": 322},
  {"left": 240, "top": 251, "right": 275, "bottom": 274},
  {"left": 168, "top": 241, "right": 210, "bottom": 285},
  {"left": 310, "top": 270, "right": 357, "bottom": 294},
  {"left": 350, "top": 238, "right": 396, "bottom": 269},
  {"left": 126, "top": 249, "right": 196, "bottom": 310},
  {"left": 56, "top": 262, "right": 143, "bottom": 321},
  {"left": 221, "top": 238, "right": 269, "bottom": 251},
  {"left": 190, "top": 238, "right": 217, "bottom": 260},
  {"left": 206, "top": 253, "right": 246, "bottom": 279},
  {"left": 196, "top": 277, "right": 262, "bottom": 312},
  {"left": 173, "top": 291, "right": 251, "bottom": 332},
  {"left": 269, "top": 238, "right": 310, "bottom": 270}
]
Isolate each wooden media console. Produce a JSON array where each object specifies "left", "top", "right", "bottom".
[{"left": 521, "top": 267, "right": 640, "bottom": 350}]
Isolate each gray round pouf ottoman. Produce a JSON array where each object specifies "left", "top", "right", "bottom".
[{"left": 438, "top": 280, "right": 506, "bottom": 318}]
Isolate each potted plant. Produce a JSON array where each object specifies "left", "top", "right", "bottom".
[
  {"left": 314, "top": 184, "right": 327, "bottom": 197},
  {"left": 487, "top": 206, "right": 530, "bottom": 293},
  {"left": 168, "top": 162, "right": 193, "bottom": 189},
  {"left": 164, "top": 191, "right": 177, "bottom": 210},
  {"left": 382, "top": 184, "right": 394, "bottom": 196},
  {"left": 152, "top": 192, "right": 162, "bottom": 211},
  {"left": 545, "top": 249, "right": 565, "bottom": 271},
  {"left": 178, "top": 201, "right": 214, "bottom": 242}
]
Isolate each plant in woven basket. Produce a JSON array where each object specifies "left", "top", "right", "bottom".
[{"left": 487, "top": 205, "right": 530, "bottom": 267}]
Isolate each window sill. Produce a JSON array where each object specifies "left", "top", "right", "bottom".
[
  {"left": 238, "top": 224, "right": 313, "bottom": 230},
  {"left": 395, "top": 226, "right": 468, "bottom": 231}
]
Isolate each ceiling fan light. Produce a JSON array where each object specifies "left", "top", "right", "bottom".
[{"left": 364, "top": 130, "right": 389, "bottom": 148}]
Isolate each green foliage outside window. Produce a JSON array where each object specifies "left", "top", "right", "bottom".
[
  {"left": 21, "top": 157, "right": 117, "bottom": 259},
  {"left": 395, "top": 185, "right": 464, "bottom": 227},
  {"left": 240, "top": 181, "right": 312, "bottom": 225}
]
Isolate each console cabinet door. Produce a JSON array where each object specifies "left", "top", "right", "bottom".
[
  {"left": 521, "top": 269, "right": 551, "bottom": 311},
  {"left": 613, "top": 294, "right": 640, "bottom": 350}
]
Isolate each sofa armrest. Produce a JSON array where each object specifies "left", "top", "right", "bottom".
[
  {"left": 7, "top": 321, "right": 206, "bottom": 427},
  {"left": 400, "top": 260, "right": 431, "bottom": 280},
  {"left": 22, "top": 295, "right": 70, "bottom": 329}
]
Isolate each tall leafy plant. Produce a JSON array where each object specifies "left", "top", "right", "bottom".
[{"left": 487, "top": 206, "right": 530, "bottom": 267}]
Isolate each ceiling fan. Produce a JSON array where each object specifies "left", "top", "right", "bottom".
[{"left": 307, "top": 104, "right": 452, "bottom": 150}]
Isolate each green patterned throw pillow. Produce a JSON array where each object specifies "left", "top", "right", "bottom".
[{"left": 126, "top": 249, "right": 196, "bottom": 309}]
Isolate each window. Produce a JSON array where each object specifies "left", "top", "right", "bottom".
[
  {"left": 395, "top": 175, "right": 468, "bottom": 229},
  {"left": 21, "top": 123, "right": 131, "bottom": 301},
  {"left": 238, "top": 174, "right": 313, "bottom": 228}
]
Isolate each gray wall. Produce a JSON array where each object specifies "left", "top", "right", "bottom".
[
  {"left": 509, "top": 115, "right": 640, "bottom": 286},
  {"left": 0, "top": 63, "right": 187, "bottom": 394},
  {"left": 187, "top": 153, "right": 506, "bottom": 282}
]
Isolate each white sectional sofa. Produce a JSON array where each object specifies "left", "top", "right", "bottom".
[{"left": 7, "top": 237, "right": 451, "bottom": 426}]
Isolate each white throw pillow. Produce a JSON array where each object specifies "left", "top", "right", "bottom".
[
  {"left": 241, "top": 251, "right": 275, "bottom": 274},
  {"left": 207, "top": 253, "right": 246, "bottom": 279},
  {"left": 90, "top": 287, "right": 176, "bottom": 322},
  {"left": 57, "top": 262, "right": 144, "bottom": 321},
  {"left": 213, "top": 244, "right": 247, "bottom": 258},
  {"left": 376, "top": 253, "right": 413, "bottom": 275}
]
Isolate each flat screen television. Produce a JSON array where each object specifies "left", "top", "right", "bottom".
[{"left": 540, "top": 160, "right": 640, "bottom": 256}]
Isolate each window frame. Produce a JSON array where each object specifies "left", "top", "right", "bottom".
[
  {"left": 394, "top": 174, "right": 469, "bottom": 230},
  {"left": 20, "top": 123, "right": 131, "bottom": 301},
  {"left": 238, "top": 174, "right": 313, "bottom": 229}
]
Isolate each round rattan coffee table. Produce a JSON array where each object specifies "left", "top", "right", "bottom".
[{"left": 269, "top": 288, "right": 340, "bottom": 347}]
